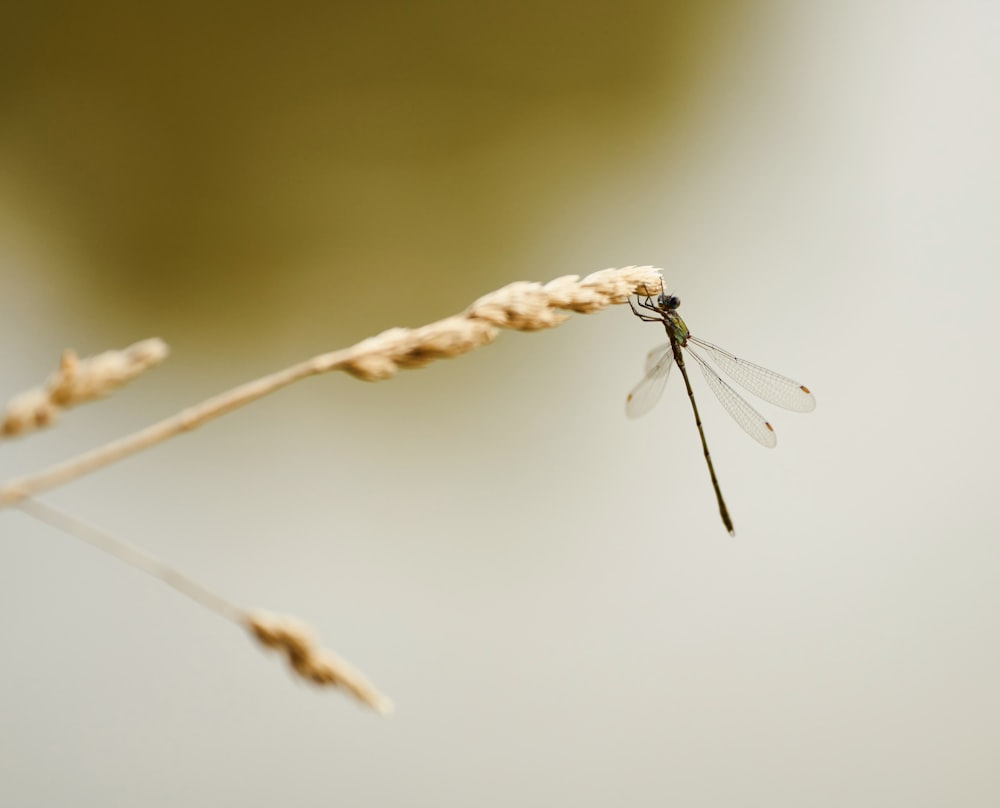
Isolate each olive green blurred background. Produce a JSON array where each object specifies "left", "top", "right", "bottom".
[
  {"left": 3, "top": 2, "right": 1000, "bottom": 806},
  {"left": 0, "top": 0, "right": 744, "bottom": 341}
]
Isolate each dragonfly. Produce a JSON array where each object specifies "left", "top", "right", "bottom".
[{"left": 626, "top": 285, "right": 815, "bottom": 535}]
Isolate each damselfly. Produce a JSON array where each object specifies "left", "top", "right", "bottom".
[{"left": 627, "top": 287, "right": 815, "bottom": 534}]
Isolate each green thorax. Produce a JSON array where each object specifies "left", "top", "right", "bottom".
[{"left": 666, "top": 309, "right": 690, "bottom": 346}]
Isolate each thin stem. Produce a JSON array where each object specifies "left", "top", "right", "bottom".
[
  {"left": 0, "top": 355, "right": 342, "bottom": 508},
  {"left": 15, "top": 498, "right": 247, "bottom": 622},
  {"left": 14, "top": 497, "right": 395, "bottom": 713}
]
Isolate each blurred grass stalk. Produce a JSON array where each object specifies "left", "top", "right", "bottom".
[{"left": 1, "top": 265, "right": 662, "bottom": 713}]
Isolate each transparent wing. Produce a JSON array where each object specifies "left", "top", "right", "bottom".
[
  {"left": 626, "top": 344, "right": 673, "bottom": 419},
  {"left": 687, "top": 336, "right": 816, "bottom": 412},
  {"left": 686, "top": 346, "right": 777, "bottom": 448},
  {"left": 644, "top": 342, "right": 670, "bottom": 374}
]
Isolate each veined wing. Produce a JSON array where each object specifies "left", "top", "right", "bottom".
[
  {"left": 644, "top": 342, "right": 670, "bottom": 374},
  {"left": 686, "top": 346, "right": 777, "bottom": 448},
  {"left": 687, "top": 336, "right": 816, "bottom": 412},
  {"left": 626, "top": 344, "right": 673, "bottom": 419}
]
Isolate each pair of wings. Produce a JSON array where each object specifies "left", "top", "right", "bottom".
[{"left": 625, "top": 337, "right": 815, "bottom": 448}]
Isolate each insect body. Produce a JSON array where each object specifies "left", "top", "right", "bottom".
[{"left": 627, "top": 288, "right": 815, "bottom": 534}]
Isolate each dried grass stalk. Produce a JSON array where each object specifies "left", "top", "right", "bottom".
[
  {"left": 249, "top": 612, "right": 394, "bottom": 714},
  {"left": 4, "top": 265, "right": 662, "bottom": 714},
  {"left": 0, "top": 266, "right": 662, "bottom": 508},
  {"left": 1, "top": 338, "right": 169, "bottom": 438},
  {"left": 15, "top": 497, "right": 393, "bottom": 714}
]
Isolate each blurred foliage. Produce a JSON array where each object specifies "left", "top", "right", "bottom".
[{"left": 0, "top": 1, "right": 754, "bottom": 338}]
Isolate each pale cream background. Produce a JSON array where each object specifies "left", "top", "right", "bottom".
[{"left": 2, "top": 2, "right": 999, "bottom": 805}]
